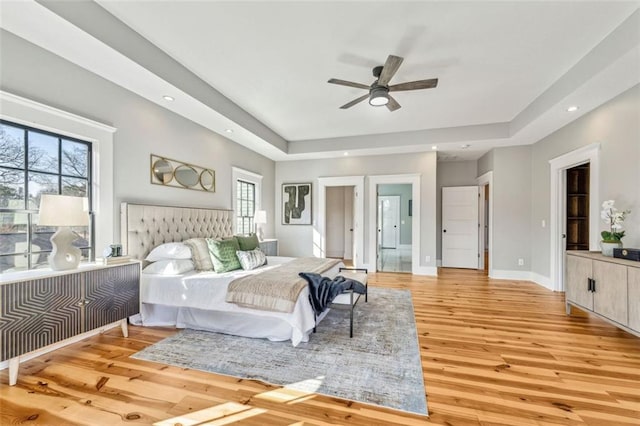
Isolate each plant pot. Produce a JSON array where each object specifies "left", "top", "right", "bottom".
[{"left": 600, "top": 241, "right": 622, "bottom": 257}]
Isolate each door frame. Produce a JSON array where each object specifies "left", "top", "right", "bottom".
[
  {"left": 549, "top": 143, "right": 600, "bottom": 292},
  {"left": 477, "top": 171, "right": 493, "bottom": 276},
  {"left": 378, "top": 195, "right": 401, "bottom": 249},
  {"left": 316, "top": 176, "right": 365, "bottom": 267},
  {"left": 368, "top": 174, "right": 422, "bottom": 274}
]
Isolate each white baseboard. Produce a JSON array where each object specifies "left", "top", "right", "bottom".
[
  {"left": 491, "top": 269, "right": 554, "bottom": 291},
  {"left": 436, "top": 259, "right": 442, "bottom": 267},
  {"left": 0, "top": 321, "right": 121, "bottom": 371},
  {"left": 530, "top": 272, "right": 554, "bottom": 291},
  {"left": 413, "top": 265, "right": 438, "bottom": 276},
  {"left": 491, "top": 269, "right": 532, "bottom": 281}
]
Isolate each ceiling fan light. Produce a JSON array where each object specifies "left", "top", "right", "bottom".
[{"left": 369, "top": 87, "right": 389, "bottom": 106}]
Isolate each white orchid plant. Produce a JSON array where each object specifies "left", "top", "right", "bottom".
[{"left": 600, "top": 200, "right": 631, "bottom": 243}]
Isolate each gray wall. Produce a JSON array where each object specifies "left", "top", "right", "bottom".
[
  {"left": 275, "top": 152, "right": 437, "bottom": 270},
  {"left": 378, "top": 184, "right": 412, "bottom": 245},
  {"left": 477, "top": 150, "right": 494, "bottom": 176},
  {"left": 491, "top": 146, "right": 532, "bottom": 272},
  {"left": 529, "top": 84, "right": 640, "bottom": 278},
  {"left": 0, "top": 31, "right": 276, "bottom": 243},
  {"left": 436, "top": 161, "right": 478, "bottom": 261}
]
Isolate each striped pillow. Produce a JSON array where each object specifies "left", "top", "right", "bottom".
[
  {"left": 184, "top": 238, "right": 214, "bottom": 271},
  {"left": 236, "top": 249, "right": 267, "bottom": 271}
]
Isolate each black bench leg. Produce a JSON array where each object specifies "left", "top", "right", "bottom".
[{"left": 349, "top": 306, "right": 354, "bottom": 338}]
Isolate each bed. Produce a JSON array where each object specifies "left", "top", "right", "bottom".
[{"left": 121, "top": 203, "right": 342, "bottom": 346}]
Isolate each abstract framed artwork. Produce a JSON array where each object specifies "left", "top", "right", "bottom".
[{"left": 282, "top": 183, "right": 312, "bottom": 225}]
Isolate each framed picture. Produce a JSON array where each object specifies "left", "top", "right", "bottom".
[{"left": 282, "top": 183, "right": 312, "bottom": 225}]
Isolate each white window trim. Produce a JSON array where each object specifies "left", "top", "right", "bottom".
[
  {"left": 0, "top": 90, "right": 116, "bottom": 255},
  {"left": 232, "top": 166, "right": 263, "bottom": 233}
]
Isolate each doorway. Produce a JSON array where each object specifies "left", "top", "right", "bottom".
[
  {"left": 549, "top": 144, "right": 600, "bottom": 292},
  {"left": 376, "top": 186, "right": 412, "bottom": 273},
  {"left": 316, "top": 176, "right": 365, "bottom": 268},
  {"left": 325, "top": 186, "right": 356, "bottom": 266}
]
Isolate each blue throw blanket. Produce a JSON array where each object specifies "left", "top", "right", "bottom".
[{"left": 299, "top": 272, "right": 367, "bottom": 315}]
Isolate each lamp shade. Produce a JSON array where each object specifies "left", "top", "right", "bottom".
[
  {"left": 254, "top": 210, "right": 267, "bottom": 224},
  {"left": 39, "top": 195, "right": 89, "bottom": 227}
]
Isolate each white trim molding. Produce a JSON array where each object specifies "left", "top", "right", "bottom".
[
  {"left": 367, "top": 174, "right": 432, "bottom": 276},
  {"left": 0, "top": 90, "right": 116, "bottom": 253},
  {"left": 492, "top": 270, "right": 554, "bottom": 292},
  {"left": 476, "top": 171, "right": 494, "bottom": 277},
  {"left": 316, "top": 176, "right": 365, "bottom": 268},
  {"left": 549, "top": 143, "right": 600, "bottom": 292}
]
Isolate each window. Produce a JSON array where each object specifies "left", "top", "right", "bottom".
[
  {"left": 232, "top": 167, "right": 263, "bottom": 235},
  {"left": 236, "top": 180, "right": 255, "bottom": 234},
  {"left": 0, "top": 120, "right": 93, "bottom": 272}
]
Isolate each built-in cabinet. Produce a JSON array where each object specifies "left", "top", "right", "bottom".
[
  {"left": 0, "top": 262, "right": 140, "bottom": 385},
  {"left": 565, "top": 163, "right": 590, "bottom": 251},
  {"left": 565, "top": 251, "right": 639, "bottom": 337}
]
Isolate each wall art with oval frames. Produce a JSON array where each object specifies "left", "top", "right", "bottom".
[{"left": 150, "top": 154, "right": 215, "bottom": 192}]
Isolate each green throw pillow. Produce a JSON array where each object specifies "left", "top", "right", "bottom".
[
  {"left": 206, "top": 238, "right": 241, "bottom": 273},
  {"left": 235, "top": 233, "right": 260, "bottom": 251}
]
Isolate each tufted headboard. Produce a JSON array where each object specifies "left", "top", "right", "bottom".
[{"left": 121, "top": 202, "right": 234, "bottom": 261}]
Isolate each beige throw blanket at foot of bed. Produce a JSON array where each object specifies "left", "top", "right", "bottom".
[{"left": 226, "top": 257, "right": 342, "bottom": 313}]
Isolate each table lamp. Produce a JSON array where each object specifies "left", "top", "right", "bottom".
[
  {"left": 38, "top": 194, "right": 89, "bottom": 271},
  {"left": 254, "top": 210, "right": 267, "bottom": 241}
]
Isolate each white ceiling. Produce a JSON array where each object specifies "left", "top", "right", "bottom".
[{"left": 2, "top": 1, "right": 639, "bottom": 161}]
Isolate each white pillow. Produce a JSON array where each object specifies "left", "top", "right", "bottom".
[
  {"left": 145, "top": 242, "right": 192, "bottom": 261},
  {"left": 142, "top": 259, "right": 195, "bottom": 275}
]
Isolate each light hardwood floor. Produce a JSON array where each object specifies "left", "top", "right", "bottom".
[{"left": 2, "top": 268, "right": 639, "bottom": 425}]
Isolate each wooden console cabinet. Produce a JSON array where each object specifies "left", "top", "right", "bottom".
[
  {"left": 0, "top": 262, "right": 140, "bottom": 385},
  {"left": 566, "top": 251, "right": 640, "bottom": 337}
]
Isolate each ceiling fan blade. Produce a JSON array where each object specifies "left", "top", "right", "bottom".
[
  {"left": 328, "top": 78, "right": 370, "bottom": 90},
  {"left": 377, "top": 55, "right": 404, "bottom": 86},
  {"left": 386, "top": 95, "right": 401, "bottom": 112},
  {"left": 340, "top": 94, "right": 369, "bottom": 109},
  {"left": 389, "top": 78, "right": 438, "bottom": 92}
]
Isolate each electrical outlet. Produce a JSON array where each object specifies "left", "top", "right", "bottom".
[
  {"left": 541, "top": 219, "right": 546, "bottom": 228},
  {"left": 518, "top": 258, "right": 524, "bottom": 266},
  {"left": 425, "top": 255, "right": 431, "bottom": 263}
]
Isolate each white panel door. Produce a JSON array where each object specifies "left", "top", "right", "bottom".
[
  {"left": 442, "top": 186, "right": 479, "bottom": 268},
  {"left": 379, "top": 195, "right": 400, "bottom": 249}
]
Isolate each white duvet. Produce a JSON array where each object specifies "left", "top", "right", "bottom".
[{"left": 135, "top": 256, "right": 341, "bottom": 346}]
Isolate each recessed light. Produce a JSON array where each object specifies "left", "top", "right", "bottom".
[
  {"left": 162, "top": 95, "right": 174, "bottom": 102},
  {"left": 344, "top": 152, "right": 349, "bottom": 156},
  {"left": 431, "top": 145, "right": 437, "bottom": 150},
  {"left": 461, "top": 144, "right": 470, "bottom": 149},
  {"left": 225, "top": 129, "right": 234, "bottom": 133},
  {"left": 567, "top": 105, "right": 579, "bottom": 112}
]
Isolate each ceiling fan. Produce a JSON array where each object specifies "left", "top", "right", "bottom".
[{"left": 328, "top": 54, "right": 438, "bottom": 112}]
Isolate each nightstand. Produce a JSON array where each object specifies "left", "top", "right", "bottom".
[
  {"left": 259, "top": 238, "right": 278, "bottom": 256},
  {"left": 0, "top": 261, "right": 140, "bottom": 385}
]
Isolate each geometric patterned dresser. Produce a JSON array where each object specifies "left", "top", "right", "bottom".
[{"left": 0, "top": 261, "right": 140, "bottom": 385}]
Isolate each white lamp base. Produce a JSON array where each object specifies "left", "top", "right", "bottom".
[
  {"left": 49, "top": 227, "right": 82, "bottom": 271},
  {"left": 256, "top": 226, "right": 264, "bottom": 242}
]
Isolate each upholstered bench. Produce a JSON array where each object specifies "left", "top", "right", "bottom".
[{"left": 330, "top": 267, "right": 368, "bottom": 338}]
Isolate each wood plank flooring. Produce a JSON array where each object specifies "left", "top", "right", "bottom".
[{"left": 2, "top": 268, "right": 640, "bottom": 425}]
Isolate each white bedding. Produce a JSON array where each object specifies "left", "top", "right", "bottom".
[{"left": 131, "top": 256, "right": 343, "bottom": 346}]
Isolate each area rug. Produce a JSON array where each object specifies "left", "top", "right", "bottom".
[{"left": 131, "top": 287, "right": 427, "bottom": 416}]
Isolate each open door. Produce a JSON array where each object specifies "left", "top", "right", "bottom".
[{"left": 442, "top": 186, "right": 479, "bottom": 269}]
